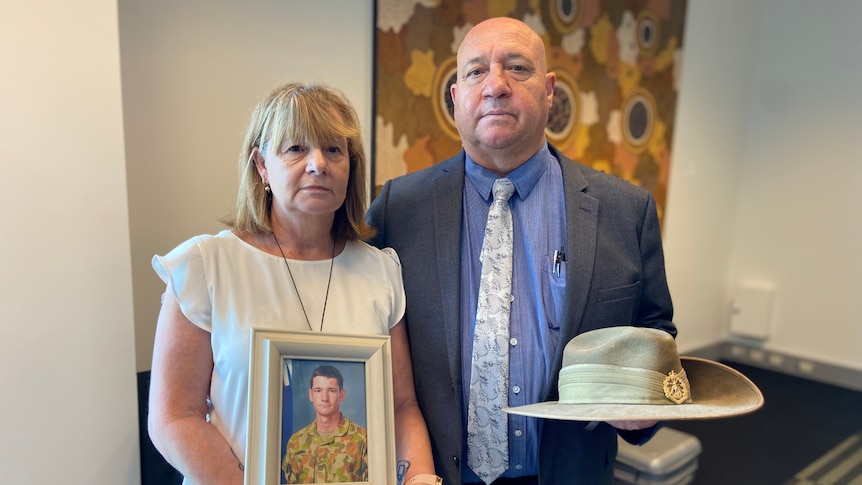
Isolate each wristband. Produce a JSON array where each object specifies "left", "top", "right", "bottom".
[{"left": 405, "top": 473, "right": 443, "bottom": 485}]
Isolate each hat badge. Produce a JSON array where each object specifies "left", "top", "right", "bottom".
[{"left": 663, "top": 370, "right": 690, "bottom": 404}]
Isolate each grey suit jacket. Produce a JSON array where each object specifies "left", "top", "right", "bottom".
[{"left": 367, "top": 146, "right": 676, "bottom": 485}]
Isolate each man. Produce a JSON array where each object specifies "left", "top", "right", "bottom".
[
  {"left": 282, "top": 365, "right": 367, "bottom": 483},
  {"left": 367, "top": 17, "right": 677, "bottom": 485}
]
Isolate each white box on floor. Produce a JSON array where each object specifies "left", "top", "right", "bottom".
[{"left": 614, "top": 427, "right": 702, "bottom": 485}]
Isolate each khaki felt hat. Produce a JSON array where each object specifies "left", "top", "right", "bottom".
[{"left": 504, "top": 326, "right": 764, "bottom": 421}]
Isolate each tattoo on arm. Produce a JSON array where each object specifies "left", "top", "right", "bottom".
[{"left": 397, "top": 460, "right": 410, "bottom": 485}]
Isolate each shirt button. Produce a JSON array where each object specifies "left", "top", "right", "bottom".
[
  {"left": 514, "top": 429, "right": 523, "bottom": 437},
  {"left": 510, "top": 338, "right": 518, "bottom": 346},
  {"left": 515, "top": 464, "right": 523, "bottom": 470},
  {"left": 512, "top": 385, "right": 521, "bottom": 394}
]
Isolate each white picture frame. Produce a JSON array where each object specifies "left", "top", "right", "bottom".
[{"left": 245, "top": 329, "right": 396, "bottom": 484}]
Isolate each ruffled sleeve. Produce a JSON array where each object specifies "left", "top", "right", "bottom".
[
  {"left": 151, "top": 236, "right": 213, "bottom": 332},
  {"left": 379, "top": 247, "right": 407, "bottom": 329}
]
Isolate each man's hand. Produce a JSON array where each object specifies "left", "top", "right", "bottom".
[{"left": 606, "top": 420, "right": 658, "bottom": 430}]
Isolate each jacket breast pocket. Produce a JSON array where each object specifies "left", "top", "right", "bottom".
[{"left": 594, "top": 281, "right": 641, "bottom": 325}]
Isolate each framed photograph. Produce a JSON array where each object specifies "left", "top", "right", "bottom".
[{"left": 245, "top": 329, "right": 395, "bottom": 485}]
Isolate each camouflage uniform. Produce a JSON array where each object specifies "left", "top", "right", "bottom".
[{"left": 283, "top": 414, "right": 368, "bottom": 483}]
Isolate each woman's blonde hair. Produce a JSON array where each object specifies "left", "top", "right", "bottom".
[{"left": 224, "top": 83, "right": 374, "bottom": 241}]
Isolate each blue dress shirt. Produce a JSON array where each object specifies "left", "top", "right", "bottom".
[{"left": 460, "top": 143, "right": 567, "bottom": 482}]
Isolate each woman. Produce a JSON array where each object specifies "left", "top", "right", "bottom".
[{"left": 149, "top": 83, "right": 438, "bottom": 485}]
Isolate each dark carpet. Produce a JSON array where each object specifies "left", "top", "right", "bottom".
[{"left": 671, "top": 362, "right": 862, "bottom": 485}]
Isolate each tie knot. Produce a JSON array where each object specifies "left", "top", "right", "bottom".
[{"left": 492, "top": 178, "right": 515, "bottom": 202}]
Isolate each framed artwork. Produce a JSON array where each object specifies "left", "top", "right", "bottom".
[
  {"left": 372, "top": 0, "right": 688, "bottom": 222},
  {"left": 245, "top": 329, "right": 395, "bottom": 485}
]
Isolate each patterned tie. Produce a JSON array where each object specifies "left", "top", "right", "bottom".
[{"left": 467, "top": 177, "right": 515, "bottom": 484}]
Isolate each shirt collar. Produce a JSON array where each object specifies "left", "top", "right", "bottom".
[{"left": 465, "top": 142, "right": 552, "bottom": 201}]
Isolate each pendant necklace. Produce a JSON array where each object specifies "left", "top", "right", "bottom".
[{"left": 272, "top": 232, "right": 335, "bottom": 332}]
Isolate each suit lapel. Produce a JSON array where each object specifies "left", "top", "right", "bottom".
[
  {"left": 555, "top": 150, "right": 599, "bottom": 376},
  {"left": 432, "top": 153, "right": 467, "bottom": 389}
]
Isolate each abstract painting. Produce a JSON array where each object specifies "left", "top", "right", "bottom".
[{"left": 373, "top": 0, "right": 687, "bottom": 221}]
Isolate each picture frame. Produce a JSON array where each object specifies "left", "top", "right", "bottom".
[{"left": 245, "top": 329, "right": 395, "bottom": 485}]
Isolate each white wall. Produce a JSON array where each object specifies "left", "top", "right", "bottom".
[
  {"left": 119, "top": 0, "right": 375, "bottom": 372},
  {"left": 668, "top": 1, "right": 862, "bottom": 374},
  {"left": 724, "top": 0, "right": 862, "bottom": 369},
  {"left": 662, "top": 0, "right": 763, "bottom": 351},
  {"left": 0, "top": 1, "right": 140, "bottom": 483}
]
